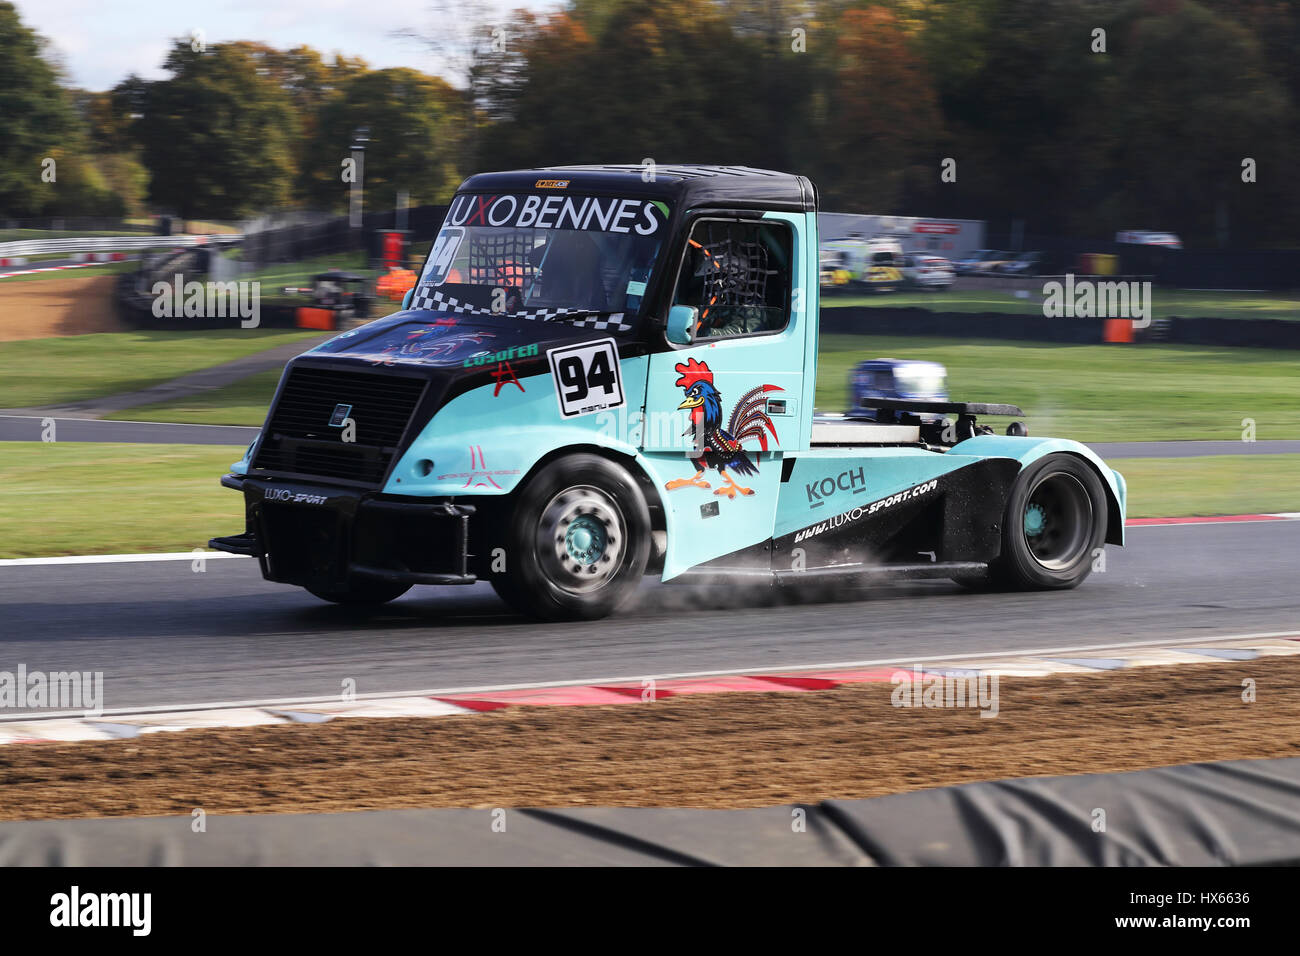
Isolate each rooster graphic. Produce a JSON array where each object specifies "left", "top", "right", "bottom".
[{"left": 664, "top": 358, "right": 782, "bottom": 498}]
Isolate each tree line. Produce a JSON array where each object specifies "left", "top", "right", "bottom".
[{"left": 1, "top": 0, "right": 1295, "bottom": 246}]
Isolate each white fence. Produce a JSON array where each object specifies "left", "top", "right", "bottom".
[{"left": 0, "top": 234, "right": 238, "bottom": 259}]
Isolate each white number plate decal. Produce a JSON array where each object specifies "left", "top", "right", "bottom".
[
  {"left": 547, "top": 338, "right": 625, "bottom": 418},
  {"left": 422, "top": 226, "right": 464, "bottom": 287}
]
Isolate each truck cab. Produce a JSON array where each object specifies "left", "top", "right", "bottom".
[
  {"left": 847, "top": 359, "right": 948, "bottom": 422},
  {"left": 212, "top": 165, "right": 1125, "bottom": 620}
]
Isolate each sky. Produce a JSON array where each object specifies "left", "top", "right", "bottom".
[{"left": 15, "top": 0, "right": 547, "bottom": 91}]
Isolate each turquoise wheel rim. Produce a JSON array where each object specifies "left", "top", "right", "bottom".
[
  {"left": 1023, "top": 472, "right": 1093, "bottom": 571},
  {"left": 537, "top": 485, "right": 627, "bottom": 594}
]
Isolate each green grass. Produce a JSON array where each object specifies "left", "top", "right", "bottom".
[
  {"left": 105, "top": 368, "right": 282, "bottom": 424},
  {"left": 0, "top": 444, "right": 1294, "bottom": 558},
  {"left": 245, "top": 250, "right": 421, "bottom": 291},
  {"left": 1120, "top": 455, "right": 1300, "bottom": 518},
  {"left": 241, "top": 252, "right": 414, "bottom": 315},
  {"left": 0, "top": 329, "right": 323, "bottom": 409},
  {"left": 824, "top": 288, "right": 1300, "bottom": 321},
  {"left": 245, "top": 251, "right": 375, "bottom": 291},
  {"left": 816, "top": 335, "right": 1300, "bottom": 442},
  {"left": 0, "top": 443, "right": 244, "bottom": 558}
]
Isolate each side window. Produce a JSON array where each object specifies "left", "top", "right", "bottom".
[{"left": 672, "top": 219, "right": 793, "bottom": 338}]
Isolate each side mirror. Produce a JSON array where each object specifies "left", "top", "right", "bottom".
[
  {"left": 666, "top": 305, "right": 697, "bottom": 345},
  {"left": 401, "top": 288, "right": 414, "bottom": 311}
]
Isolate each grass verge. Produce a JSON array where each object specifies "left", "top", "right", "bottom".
[
  {"left": 104, "top": 369, "right": 282, "bottom": 425},
  {"left": 0, "top": 443, "right": 243, "bottom": 558},
  {"left": 0, "top": 329, "right": 322, "bottom": 409},
  {"left": 1119, "top": 455, "right": 1300, "bottom": 517},
  {"left": 818, "top": 335, "right": 1300, "bottom": 442}
]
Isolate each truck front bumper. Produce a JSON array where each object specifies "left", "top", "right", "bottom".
[{"left": 209, "top": 475, "right": 477, "bottom": 588}]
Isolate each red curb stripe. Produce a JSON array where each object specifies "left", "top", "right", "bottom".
[
  {"left": 751, "top": 675, "right": 842, "bottom": 691},
  {"left": 433, "top": 686, "right": 640, "bottom": 708},
  {"left": 647, "top": 676, "right": 816, "bottom": 695},
  {"left": 429, "top": 697, "right": 511, "bottom": 712},
  {"left": 1127, "top": 514, "right": 1285, "bottom": 526},
  {"left": 597, "top": 676, "right": 836, "bottom": 698}
]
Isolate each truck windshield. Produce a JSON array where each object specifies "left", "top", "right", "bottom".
[
  {"left": 893, "top": 366, "right": 946, "bottom": 397},
  {"left": 411, "top": 193, "right": 670, "bottom": 327}
]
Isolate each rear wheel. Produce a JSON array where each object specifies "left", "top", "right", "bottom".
[
  {"left": 306, "top": 578, "right": 411, "bottom": 605},
  {"left": 491, "top": 454, "right": 650, "bottom": 620},
  {"left": 989, "top": 453, "right": 1108, "bottom": 590}
]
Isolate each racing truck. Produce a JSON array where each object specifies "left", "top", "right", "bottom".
[{"left": 210, "top": 165, "right": 1126, "bottom": 620}]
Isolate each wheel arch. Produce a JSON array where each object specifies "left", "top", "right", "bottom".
[
  {"left": 479, "top": 442, "right": 669, "bottom": 574},
  {"left": 950, "top": 435, "right": 1126, "bottom": 546}
]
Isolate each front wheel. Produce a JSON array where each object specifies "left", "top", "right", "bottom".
[
  {"left": 490, "top": 454, "right": 651, "bottom": 621},
  {"left": 989, "top": 453, "right": 1108, "bottom": 590}
]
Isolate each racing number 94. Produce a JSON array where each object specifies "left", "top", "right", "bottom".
[{"left": 547, "top": 339, "right": 626, "bottom": 418}]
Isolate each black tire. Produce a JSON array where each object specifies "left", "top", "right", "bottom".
[
  {"left": 490, "top": 454, "right": 651, "bottom": 621},
  {"left": 306, "top": 578, "right": 411, "bottom": 605},
  {"left": 989, "top": 453, "right": 1108, "bottom": 590}
]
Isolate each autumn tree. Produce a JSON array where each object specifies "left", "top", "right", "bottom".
[
  {"left": 302, "top": 67, "right": 464, "bottom": 213},
  {"left": 819, "top": 6, "right": 941, "bottom": 213},
  {"left": 135, "top": 40, "right": 298, "bottom": 220},
  {"left": 0, "top": 1, "right": 119, "bottom": 217}
]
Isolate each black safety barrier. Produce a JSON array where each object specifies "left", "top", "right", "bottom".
[
  {"left": 239, "top": 205, "right": 447, "bottom": 269},
  {"left": 981, "top": 233, "right": 1300, "bottom": 291}
]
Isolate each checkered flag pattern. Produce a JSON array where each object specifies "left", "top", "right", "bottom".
[{"left": 408, "top": 286, "right": 630, "bottom": 331}]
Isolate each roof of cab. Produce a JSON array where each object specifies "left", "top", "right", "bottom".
[{"left": 456, "top": 164, "right": 818, "bottom": 213}]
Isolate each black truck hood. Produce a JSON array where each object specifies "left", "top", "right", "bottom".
[
  {"left": 253, "top": 311, "right": 647, "bottom": 488},
  {"left": 304, "top": 309, "right": 625, "bottom": 371},
  {"left": 282, "top": 309, "right": 646, "bottom": 420}
]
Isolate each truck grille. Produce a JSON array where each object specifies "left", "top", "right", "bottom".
[{"left": 251, "top": 365, "right": 427, "bottom": 487}]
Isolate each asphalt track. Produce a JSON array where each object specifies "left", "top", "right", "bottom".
[
  {"left": 0, "top": 521, "right": 1295, "bottom": 715},
  {"left": 0, "top": 415, "right": 258, "bottom": 445},
  {"left": 2, "top": 414, "right": 1297, "bottom": 458}
]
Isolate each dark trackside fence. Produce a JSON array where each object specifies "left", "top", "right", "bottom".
[
  {"left": 985, "top": 234, "right": 1300, "bottom": 291},
  {"left": 239, "top": 205, "right": 448, "bottom": 269}
]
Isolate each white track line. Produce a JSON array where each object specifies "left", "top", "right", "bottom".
[
  {"left": 1126, "top": 520, "right": 1290, "bottom": 529},
  {"left": 2, "top": 630, "right": 1296, "bottom": 723},
  {"left": 0, "top": 552, "right": 249, "bottom": 567}
]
